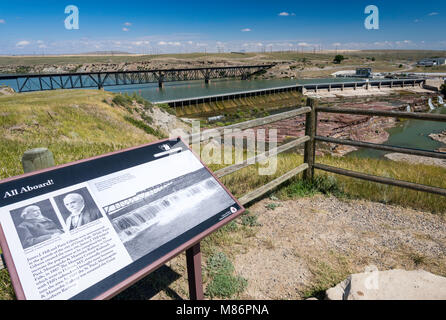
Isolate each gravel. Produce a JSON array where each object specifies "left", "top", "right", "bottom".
[{"left": 233, "top": 195, "right": 446, "bottom": 299}]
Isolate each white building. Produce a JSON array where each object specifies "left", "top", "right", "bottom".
[{"left": 417, "top": 58, "right": 446, "bottom": 67}]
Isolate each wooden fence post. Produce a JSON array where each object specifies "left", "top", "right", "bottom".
[
  {"left": 0, "top": 149, "right": 55, "bottom": 271},
  {"left": 303, "top": 98, "right": 318, "bottom": 182},
  {"left": 21, "top": 148, "right": 55, "bottom": 174}
]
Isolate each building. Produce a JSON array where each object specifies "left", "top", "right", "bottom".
[
  {"left": 356, "top": 68, "right": 372, "bottom": 78},
  {"left": 417, "top": 58, "right": 446, "bottom": 67}
]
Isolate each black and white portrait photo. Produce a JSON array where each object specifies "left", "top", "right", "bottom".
[
  {"left": 53, "top": 187, "right": 103, "bottom": 231},
  {"left": 9, "top": 200, "right": 64, "bottom": 250}
]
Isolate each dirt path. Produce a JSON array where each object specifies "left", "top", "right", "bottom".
[{"left": 233, "top": 195, "right": 446, "bottom": 299}]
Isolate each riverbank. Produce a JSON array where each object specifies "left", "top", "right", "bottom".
[
  {"left": 219, "top": 91, "right": 437, "bottom": 156},
  {"left": 2, "top": 50, "right": 446, "bottom": 80},
  {"left": 384, "top": 153, "right": 446, "bottom": 169}
]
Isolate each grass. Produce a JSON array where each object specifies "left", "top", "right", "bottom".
[
  {"left": 0, "top": 89, "right": 163, "bottom": 180},
  {"left": 1, "top": 88, "right": 445, "bottom": 300},
  {"left": 301, "top": 253, "right": 352, "bottom": 300},
  {"left": 206, "top": 150, "right": 446, "bottom": 215},
  {"left": 205, "top": 252, "right": 247, "bottom": 299}
]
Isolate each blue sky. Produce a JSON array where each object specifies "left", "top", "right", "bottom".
[{"left": 0, "top": 0, "right": 445, "bottom": 54}]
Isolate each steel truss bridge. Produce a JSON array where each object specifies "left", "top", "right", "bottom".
[
  {"left": 0, "top": 64, "right": 274, "bottom": 93},
  {"left": 103, "top": 181, "right": 173, "bottom": 216}
]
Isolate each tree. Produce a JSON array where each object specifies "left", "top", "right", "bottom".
[{"left": 333, "top": 55, "right": 345, "bottom": 64}]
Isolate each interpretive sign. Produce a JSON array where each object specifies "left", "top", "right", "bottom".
[{"left": 0, "top": 138, "right": 244, "bottom": 300}]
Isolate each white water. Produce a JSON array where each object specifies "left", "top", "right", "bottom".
[
  {"left": 112, "top": 178, "right": 222, "bottom": 243},
  {"left": 406, "top": 105, "right": 411, "bottom": 112},
  {"left": 439, "top": 96, "right": 445, "bottom": 106},
  {"left": 428, "top": 98, "right": 436, "bottom": 110}
]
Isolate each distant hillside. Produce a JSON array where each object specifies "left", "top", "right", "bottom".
[{"left": 0, "top": 89, "right": 166, "bottom": 179}]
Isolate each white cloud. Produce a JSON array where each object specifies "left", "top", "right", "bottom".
[
  {"left": 124, "top": 22, "right": 132, "bottom": 26},
  {"left": 122, "top": 27, "right": 129, "bottom": 32},
  {"left": 0, "top": 19, "right": 5, "bottom": 24},
  {"left": 298, "top": 42, "right": 310, "bottom": 47},
  {"left": 428, "top": 12, "right": 439, "bottom": 16},
  {"left": 16, "top": 40, "right": 30, "bottom": 47},
  {"left": 158, "top": 41, "right": 167, "bottom": 45},
  {"left": 241, "top": 28, "right": 251, "bottom": 32},
  {"left": 278, "top": 12, "right": 290, "bottom": 16}
]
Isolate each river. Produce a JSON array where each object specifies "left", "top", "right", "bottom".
[
  {"left": 106, "top": 77, "right": 360, "bottom": 103},
  {"left": 0, "top": 76, "right": 359, "bottom": 103},
  {"left": 348, "top": 104, "right": 446, "bottom": 158},
  {"left": 1, "top": 74, "right": 444, "bottom": 157}
]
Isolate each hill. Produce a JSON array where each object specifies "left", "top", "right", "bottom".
[{"left": 0, "top": 89, "right": 186, "bottom": 179}]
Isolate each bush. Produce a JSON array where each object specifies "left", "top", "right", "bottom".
[
  {"left": 281, "top": 175, "right": 343, "bottom": 199},
  {"left": 241, "top": 213, "right": 261, "bottom": 227},
  {"left": 123, "top": 116, "right": 166, "bottom": 139},
  {"left": 112, "top": 94, "right": 132, "bottom": 107},
  {"left": 205, "top": 252, "right": 247, "bottom": 298},
  {"left": 333, "top": 55, "right": 345, "bottom": 64}
]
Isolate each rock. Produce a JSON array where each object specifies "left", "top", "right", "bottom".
[
  {"left": 385, "top": 153, "right": 446, "bottom": 169},
  {"left": 326, "top": 269, "right": 446, "bottom": 300},
  {"left": 0, "top": 86, "right": 15, "bottom": 96},
  {"left": 429, "top": 131, "right": 446, "bottom": 144}
]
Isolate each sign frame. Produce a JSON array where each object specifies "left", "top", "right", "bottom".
[{"left": 0, "top": 137, "right": 245, "bottom": 300}]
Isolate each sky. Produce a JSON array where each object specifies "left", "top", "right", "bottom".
[{"left": 0, "top": 0, "right": 445, "bottom": 55}]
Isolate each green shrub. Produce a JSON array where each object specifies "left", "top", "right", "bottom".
[
  {"left": 124, "top": 116, "right": 166, "bottom": 139},
  {"left": 112, "top": 94, "right": 132, "bottom": 107},
  {"left": 333, "top": 55, "right": 345, "bottom": 64},
  {"left": 206, "top": 273, "right": 247, "bottom": 299},
  {"left": 205, "top": 252, "right": 247, "bottom": 298},
  {"left": 280, "top": 175, "right": 343, "bottom": 199}
]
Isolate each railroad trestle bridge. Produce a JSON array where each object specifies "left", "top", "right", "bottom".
[{"left": 0, "top": 64, "right": 274, "bottom": 93}]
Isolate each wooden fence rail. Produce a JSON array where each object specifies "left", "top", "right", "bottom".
[
  {"left": 312, "top": 105, "right": 446, "bottom": 197},
  {"left": 4, "top": 100, "right": 445, "bottom": 276},
  {"left": 0, "top": 106, "right": 312, "bottom": 272}
]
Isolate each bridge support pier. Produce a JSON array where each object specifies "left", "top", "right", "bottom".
[{"left": 158, "top": 81, "right": 164, "bottom": 89}]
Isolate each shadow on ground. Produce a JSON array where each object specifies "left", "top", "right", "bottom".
[{"left": 113, "top": 265, "right": 183, "bottom": 300}]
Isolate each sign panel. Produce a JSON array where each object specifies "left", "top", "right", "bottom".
[{"left": 0, "top": 138, "right": 244, "bottom": 300}]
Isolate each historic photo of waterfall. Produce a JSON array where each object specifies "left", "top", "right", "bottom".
[{"left": 104, "top": 168, "right": 237, "bottom": 261}]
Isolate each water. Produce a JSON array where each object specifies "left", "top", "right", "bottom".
[
  {"left": 117, "top": 177, "right": 236, "bottom": 261},
  {"left": 107, "top": 77, "right": 361, "bottom": 103},
  {"left": 348, "top": 105, "right": 446, "bottom": 159},
  {"left": 0, "top": 74, "right": 360, "bottom": 103},
  {"left": 112, "top": 178, "right": 225, "bottom": 244}
]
